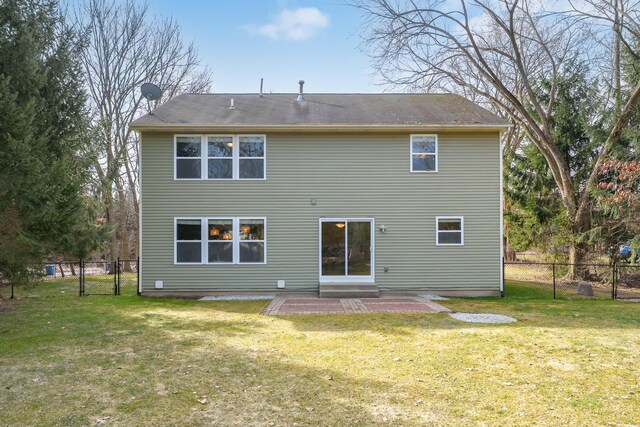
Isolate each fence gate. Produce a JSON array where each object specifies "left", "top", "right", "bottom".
[
  {"left": 79, "top": 258, "right": 139, "bottom": 297},
  {"left": 80, "top": 260, "right": 118, "bottom": 296}
]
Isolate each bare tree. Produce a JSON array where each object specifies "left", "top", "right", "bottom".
[
  {"left": 75, "top": 0, "right": 212, "bottom": 264},
  {"left": 354, "top": 0, "right": 640, "bottom": 276}
]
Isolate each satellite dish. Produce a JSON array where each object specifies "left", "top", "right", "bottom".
[{"left": 140, "top": 83, "right": 162, "bottom": 101}]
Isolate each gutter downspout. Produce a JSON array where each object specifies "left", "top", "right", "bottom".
[{"left": 499, "top": 130, "right": 505, "bottom": 297}]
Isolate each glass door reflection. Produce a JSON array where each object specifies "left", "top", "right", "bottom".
[{"left": 320, "top": 219, "right": 372, "bottom": 280}]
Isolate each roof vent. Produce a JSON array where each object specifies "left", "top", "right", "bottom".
[
  {"left": 229, "top": 98, "right": 235, "bottom": 109},
  {"left": 296, "top": 80, "right": 305, "bottom": 101}
]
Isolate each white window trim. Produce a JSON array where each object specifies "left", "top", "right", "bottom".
[
  {"left": 174, "top": 134, "right": 266, "bottom": 181},
  {"left": 410, "top": 134, "right": 438, "bottom": 173},
  {"left": 206, "top": 217, "right": 235, "bottom": 264},
  {"left": 237, "top": 135, "right": 267, "bottom": 181},
  {"left": 174, "top": 135, "right": 204, "bottom": 181},
  {"left": 174, "top": 217, "right": 267, "bottom": 265},
  {"left": 174, "top": 217, "right": 204, "bottom": 264},
  {"left": 318, "top": 218, "right": 376, "bottom": 284},
  {"left": 206, "top": 135, "right": 235, "bottom": 181},
  {"left": 435, "top": 216, "right": 464, "bottom": 246},
  {"left": 237, "top": 217, "right": 268, "bottom": 265}
]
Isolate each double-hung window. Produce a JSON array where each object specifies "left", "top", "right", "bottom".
[
  {"left": 410, "top": 135, "right": 438, "bottom": 172},
  {"left": 239, "top": 136, "right": 265, "bottom": 179},
  {"left": 175, "top": 135, "right": 266, "bottom": 180},
  {"left": 436, "top": 217, "right": 464, "bottom": 246},
  {"left": 207, "top": 137, "right": 233, "bottom": 179},
  {"left": 175, "top": 217, "right": 266, "bottom": 264},
  {"left": 207, "top": 219, "right": 234, "bottom": 263},
  {"left": 176, "top": 219, "right": 203, "bottom": 263},
  {"left": 239, "top": 219, "right": 265, "bottom": 263},
  {"left": 175, "top": 137, "right": 202, "bottom": 179}
]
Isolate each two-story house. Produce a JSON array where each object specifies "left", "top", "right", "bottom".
[{"left": 130, "top": 89, "right": 510, "bottom": 298}]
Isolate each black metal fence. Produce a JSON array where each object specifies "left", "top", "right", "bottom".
[
  {"left": 0, "top": 258, "right": 139, "bottom": 299},
  {"left": 504, "top": 260, "right": 640, "bottom": 300},
  {"left": 616, "top": 264, "right": 640, "bottom": 300}
]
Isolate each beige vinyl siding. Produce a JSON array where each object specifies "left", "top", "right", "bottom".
[{"left": 140, "top": 131, "right": 501, "bottom": 293}]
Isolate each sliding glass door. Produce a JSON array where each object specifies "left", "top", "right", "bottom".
[{"left": 320, "top": 218, "right": 374, "bottom": 282}]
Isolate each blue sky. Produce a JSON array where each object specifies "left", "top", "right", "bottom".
[{"left": 151, "top": 0, "right": 379, "bottom": 93}]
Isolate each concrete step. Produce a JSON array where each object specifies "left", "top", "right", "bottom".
[
  {"left": 319, "top": 283, "right": 378, "bottom": 291},
  {"left": 319, "top": 283, "right": 379, "bottom": 298}
]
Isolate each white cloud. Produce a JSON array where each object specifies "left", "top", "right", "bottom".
[{"left": 247, "top": 7, "right": 330, "bottom": 41}]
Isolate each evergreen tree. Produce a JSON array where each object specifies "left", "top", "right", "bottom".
[
  {"left": 505, "top": 64, "right": 606, "bottom": 259},
  {"left": 0, "top": 0, "right": 103, "bottom": 285}
]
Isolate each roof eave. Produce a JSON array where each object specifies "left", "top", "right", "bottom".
[{"left": 128, "top": 123, "right": 513, "bottom": 132}]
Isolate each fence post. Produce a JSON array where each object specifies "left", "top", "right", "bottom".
[
  {"left": 117, "top": 257, "right": 121, "bottom": 296},
  {"left": 10, "top": 281, "right": 14, "bottom": 299},
  {"left": 612, "top": 263, "right": 616, "bottom": 300},
  {"left": 552, "top": 263, "right": 556, "bottom": 299},
  {"left": 79, "top": 259, "right": 83, "bottom": 297}
]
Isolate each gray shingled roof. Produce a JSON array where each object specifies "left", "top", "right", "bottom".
[{"left": 130, "top": 93, "right": 510, "bottom": 129}]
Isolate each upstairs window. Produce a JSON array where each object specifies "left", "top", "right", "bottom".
[
  {"left": 176, "top": 136, "right": 202, "bottom": 179},
  {"left": 207, "top": 136, "right": 233, "bottom": 179},
  {"left": 239, "top": 136, "right": 265, "bottom": 179},
  {"left": 175, "top": 135, "right": 266, "bottom": 180},
  {"left": 411, "top": 135, "right": 438, "bottom": 172},
  {"left": 436, "top": 217, "right": 464, "bottom": 246}
]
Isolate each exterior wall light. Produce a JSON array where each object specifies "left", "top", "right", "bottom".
[{"left": 378, "top": 225, "right": 388, "bottom": 233}]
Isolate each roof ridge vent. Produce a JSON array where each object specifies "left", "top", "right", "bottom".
[{"left": 296, "top": 80, "right": 305, "bottom": 101}]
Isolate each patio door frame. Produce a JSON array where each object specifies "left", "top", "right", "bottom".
[{"left": 318, "top": 218, "right": 375, "bottom": 283}]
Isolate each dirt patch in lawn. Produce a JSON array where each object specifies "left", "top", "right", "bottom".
[{"left": 0, "top": 299, "right": 15, "bottom": 312}]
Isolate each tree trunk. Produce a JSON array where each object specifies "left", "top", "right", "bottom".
[
  {"left": 568, "top": 242, "right": 588, "bottom": 278},
  {"left": 58, "top": 263, "right": 65, "bottom": 278},
  {"left": 568, "top": 207, "right": 592, "bottom": 279},
  {"left": 69, "top": 263, "right": 76, "bottom": 276},
  {"left": 107, "top": 203, "right": 118, "bottom": 274},
  {"left": 503, "top": 235, "right": 517, "bottom": 261},
  {"left": 118, "top": 238, "right": 132, "bottom": 272}
]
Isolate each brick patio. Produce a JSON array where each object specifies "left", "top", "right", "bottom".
[{"left": 261, "top": 296, "right": 452, "bottom": 315}]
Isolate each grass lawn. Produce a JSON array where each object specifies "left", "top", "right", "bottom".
[{"left": 1, "top": 285, "right": 639, "bottom": 426}]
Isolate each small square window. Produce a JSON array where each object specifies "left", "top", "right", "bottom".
[{"left": 436, "top": 217, "right": 463, "bottom": 246}]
